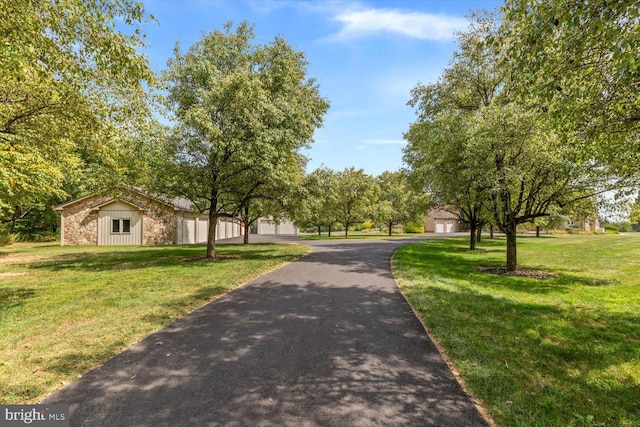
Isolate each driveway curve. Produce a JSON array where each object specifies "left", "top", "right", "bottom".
[{"left": 43, "top": 236, "right": 488, "bottom": 426}]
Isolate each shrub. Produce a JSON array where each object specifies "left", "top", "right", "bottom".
[
  {"left": 604, "top": 224, "right": 619, "bottom": 234},
  {"left": 404, "top": 222, "right": 424, "bottom": 233},
  {"left": 0, "top": 231, "right": 18, "bottom": 246}
]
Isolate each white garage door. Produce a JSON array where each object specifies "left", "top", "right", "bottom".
[
  {"left": 197, "top": 217, "right": 208, "bottom": 243},
  {"left": 181, "top": 218, "right": 196, "bottom": 244},
  {"left": 445, "top": 221, "right": 454, "bottom": 233},
  {"left": 435, "top": 221, "right": 445, "bottom": 233},
  {"left": 259, "top": 219, "right": 276, "bottom": 234}
]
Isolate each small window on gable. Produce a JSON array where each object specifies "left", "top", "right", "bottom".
[
  {"left": 112, "top": 219, "right": 120, "bottom": 233},
  {"left": 122, "top": 219, "right": 131, "bottom": 233}
]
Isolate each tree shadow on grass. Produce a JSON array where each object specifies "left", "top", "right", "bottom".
[
  {"left": 23, "top": 244, "right": 303, "bottom": 273},
  {"left": 0, "top": 287, "right": 37, "bottom": 311},
  {"left": 394, "top": 240, "right": 639, "bottom": 426},
  {"left": 398, "top": 239, "right": 616, "bottom": 295},
  {"left": 403, "top": 284, "right": 640, "bottom": 426}
]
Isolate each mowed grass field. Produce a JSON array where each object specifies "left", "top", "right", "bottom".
[
  {"left": 0, "top": 242, "right": 308, "bottom": 404},
  {"left": 393, "top": 234, "right": 640, "bottom": 427}
]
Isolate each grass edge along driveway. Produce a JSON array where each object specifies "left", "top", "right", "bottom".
[
  {"left": 392, "top": 234, "right": 640, "bottom": 427},
  {"left": 0, "top": 242, "right": 309, "bottom": 404}
]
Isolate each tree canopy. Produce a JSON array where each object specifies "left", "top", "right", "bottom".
[
  {"left": 0, "top": 0, "right": 156, "bottom": 230},
  {"left": 160, "top": 21, "right": 329, "bottom": 258},
  {"left": 500, "top": 0, "right": 640, "bottom": 179}
]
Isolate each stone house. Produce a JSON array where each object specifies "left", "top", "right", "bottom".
[{"left": 54, "top": 188, "right": 243, "bottom": 246}]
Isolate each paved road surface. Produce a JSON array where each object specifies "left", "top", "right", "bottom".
[{"left": 43, "top": 236, "right": 488, "bottom": 426}]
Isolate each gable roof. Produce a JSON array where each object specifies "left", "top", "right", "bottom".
[
  {"left": 89, "top": 198, "right": 147, "bottom": 211},
  {"left": 54, "top": 187, "right": 196, "bottom": 212}
]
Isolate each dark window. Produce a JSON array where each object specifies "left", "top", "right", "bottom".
[
  {"left": 122, "top": 219, "right": 131, "bottom": 233},
  {"left": 112, "top": 219, "right": 120, "bottom": 233}
]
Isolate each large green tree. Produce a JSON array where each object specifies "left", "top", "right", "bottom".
[
  {"left": 404, "top": 14, "right": 500, "bottom": 251},
  {"left": 0, "top": 0, "right": 155, "bottom": 228},
  {"left": 294, "top": 167, "right": 340, "bottom": 236},
  {"left": 161, "top": 22, "right": 329, "bottom": 258},
  {"left": 500, "top": 0, "right": 640, "bottom": 179},
  {"left": 333, "top": 167, "right": 379, "bottom": 239},
  {"left": 376, "top": 170, "right": 429, "bottom": 236}
]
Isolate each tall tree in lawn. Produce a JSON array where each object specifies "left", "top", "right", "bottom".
[
  {"left": 404, "top": 110, "right": 491, "bottom": 250},
  {"left": 234, "top": 151, "right": 306, "bottom": 244},
  {"left": 500, "top": 0, "right": 640, "bottom": 182},
  {"left": 469, "top": 104, "right": 597, "bottom": 270},
  {"left": 405, "top": 13, "right": 599, "bottom": 269},
  {"left": 161, "top": 22, "right": 328, "bottom": 258},
  {"left": 334, "top": 168, "right": 379, "bottom": 239},
  {"left": 376, "top": 170, "right": 429, "bottom": 236},
  {"left": 0, "top": 0, "right": 155, "bottom": 229},
  {"left": 295, "top": 167, "right": 339, "bottom": 236},
  {"left": 404, "top": 14, "right": 501, "bottom": 250}
]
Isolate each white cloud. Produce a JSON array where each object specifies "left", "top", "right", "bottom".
[{"left": 330, "top": 8, "right": 467, "bottom": 41}]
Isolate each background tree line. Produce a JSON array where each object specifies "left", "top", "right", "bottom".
[{"left": 292, "top": 167, "right": 429, "bottom": 238}]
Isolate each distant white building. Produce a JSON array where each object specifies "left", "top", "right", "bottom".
[{"left": 253, "top": 217, "right": 299, "bottom": 235}]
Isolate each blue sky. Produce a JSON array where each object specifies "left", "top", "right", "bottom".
[{"left": 141, "top": 0, "right": 503, "bottom": 176}]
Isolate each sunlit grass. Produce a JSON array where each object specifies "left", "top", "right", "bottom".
[
  {"left": 393, "top": 234, "right": 640, "bottom": 427},
  {"left": 0, "top": 242, "right": 308, "bottom": 404}
]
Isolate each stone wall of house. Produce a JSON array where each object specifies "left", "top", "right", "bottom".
[
  {"left": 62, "top": 195, "right": 111, "bottom": 245},
  {"left": 135, "top": 194, "right": 177, "bottom": 245},
  {"left": 61, "top": 190, "right": 178, "bottom": 246}
]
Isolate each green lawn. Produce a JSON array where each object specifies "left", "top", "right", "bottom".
[
  {"left": 0, "top": 242, "right": 308, "bottom": 404},
  {"left": 392, "top": 234, "right": 640, "bottom": 427}
]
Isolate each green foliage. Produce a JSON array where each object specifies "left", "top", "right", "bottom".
[
  {"left": 404, "top": 12, "right": 601, "bottom": 269},
  {"left": 0, "top": 0, "right": 156, "bottom": 223},
  {"left": 500, "top": 0, "right": 640, "bottom": 181},
  {"left": 376, "top": 170, "right": 430, "bottom": 236},
  {"left": 159, "top": 21, "right": 329, "bottom": 257},
  {"left": 403, "top": 222, "right": 424, "bottom": 233},
  {"left": 332, "top": 167, "right": 380, "bottom": 238},
  {"left": 604, "top": 224, "right": 620, "bottom": 234},
  {"left": 0, "top": 230, "right": 17, "bottom": 246}
]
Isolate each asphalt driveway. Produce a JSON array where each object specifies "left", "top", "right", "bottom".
[{"left": 43, "top": 236, "right": 488, "bottom": 426}]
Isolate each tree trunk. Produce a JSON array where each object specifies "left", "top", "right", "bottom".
[
  {"left": 388, "top": 221, "right": 393, "bottom": 236},
  {"left": 243, "top": 206, "right": 250, "bottom": 244},
  {"left": 328, "top": 225, "right": 332, "bottom": 237},
  {"left": 207, "top": 212, "right": 217, "bottom": 259},
  {"left": 476, "top": 224, "right": 482, "bottom": 244},
  {"left": 490, "top": 226, "right": 494, "bottom": 239},
  {"left": 243, "top": 223, "right": 250, "bottom": 244},
  {"left": 317, "top": 226, "right": 321, "bottom": 235},
  {"left": 506, "top": 229, "right": 517, "bottom": 271},
  {"left": 469, "top": 223, "right": 477, "bottom": 251},
  {"left": 536, "top": 225, "right": 540, "bottom": 237},
  {"left": 344, "top": 222, "right": 349, "bottom": 238}
]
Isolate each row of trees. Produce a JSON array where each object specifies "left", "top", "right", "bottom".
[
  {"left": 403, "top": 2, "right": 640, "bottom": 271},
  {"left": 294, "top": 167, "right": 429, "bottom": 238},
  {"left": 1, "top": 1, "right": 333, "bottom": 258}
]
